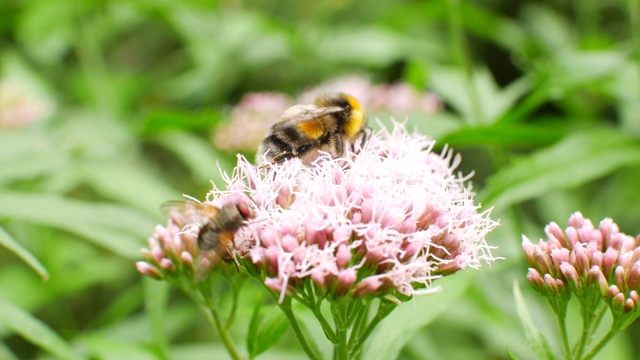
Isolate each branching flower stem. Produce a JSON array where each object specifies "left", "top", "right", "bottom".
[{"left": 278, "top": 297, "right": 321, "bottom": 360}]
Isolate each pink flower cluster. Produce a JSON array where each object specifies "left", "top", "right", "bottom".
[
  {"left": 0, "top": 81, "right": 53, "bottom": 128},
  {"left": 137, "top": 218, "right": 218, "bottom": 283},
  {"left": 210, "top": 122, "right": 497, "bottom": 303},
  {"left": 523, "top": 212, "right": 640, "bottom": 312}
]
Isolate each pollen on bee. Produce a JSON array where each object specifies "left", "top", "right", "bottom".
[{"left": 296, "top": 121, "right": 326, "bottom": 140}]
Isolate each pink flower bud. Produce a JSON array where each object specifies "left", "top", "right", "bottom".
[
  {"left": 311, "top": 267, "right": 331, "bottom": 287},
  {"left": 526, "top": 268, "right": 545, "bottom": 292},
  {"left": 612, "top": 293, "right": 625, "bottom": 308},
  {"left": 619, "top": 252, "right": 633, "bottom": 271},
  {"left": 522, "top": 236, "right": 537, "bottom": 267},
  {"left": 336, "top": 245, "right": 352, "bottom": 268},
  {"left": 335, "top": 268, "right": 357, "bottom": 296},
  {"left": 615, "top": 266, "right": 627, "bottom": 289},
  {"left": 545, "top": 222, "right": 567, "bottom": 248},
  {"left": 568, "top": 212, "right": 590, "bottom": 230},
  {"left": 630, "top": 290, "right": 639, "bottom": 303},
  {"left": 628, "top": 261, "right": 640, "bottom": 291},
  {"left": 534, "top": 248, "right": 554, "bottom": 275},
  {"left": 265, "top": 246, "right": 280, "bottom": 275},
  {"left": 354, "top": 277, "right": 384, "bottom": 297},
  {"left": 276, "top": 183, "right": 293, "bottom": 209},
  {"left": 281, "top": 235, "right": 299, "bottom": 252},
  {"left": 181, "top": 251, "right": 194, "bottom": 271},
  {"left": 544, "top": 274, "right": 561, "bottom": 294},
  {"left": 551, "top": 248, "right": 570, "bottom": 270},
  {"left": 624, "top": 298, "right": 635, "bottom": 312},
  {"left": 136, "top": 262, "right": 163, "bottom": 280},
  {"left": 591, "top": 251, "right": 603, "bottom": 269},
  {"left": 160, "top": 258, "right": 174, "bottom": 272},
  {"left": 599, "top": 218, "right": 617, "bottom": 247},
  {"left": 610, "top": 234, "right": 624, "bottom": 250},
  {"left": 265, "top": 277, "right": 284, "bottom": 293},
  {"left": 571, "top": 246, "right": 590, "bottom": 275},
  {"left": 608, "top": 285, "right": 621, "bottom": 299},
  {"left": 559, "top": 263, "right": 581, "bottom": 290},
  {"left": 151, "top": 247, "right": 165, "bottom": 264},
  {"left": 566, "top": 227, "right": 579, "bottom": 248},
  {"left": 402, "top": 240, "right": 422, "bottom": 261},
  {"left": 260, "top": 228, "right": 279, "bottom": 247},
  {"left": 602, "top": 248, "right": 619, "bottom": 278}
]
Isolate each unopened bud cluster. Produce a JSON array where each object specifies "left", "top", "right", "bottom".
[
  {"left": 137, "top": 217, "right": 218, "bottom": 283},
  {"left": 523, "top": 212, "right": 640, "bottom": 315}
]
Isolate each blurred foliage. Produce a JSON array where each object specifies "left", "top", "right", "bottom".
[{"left": 0, "top": 0, "right": 639, "bottom": 359}]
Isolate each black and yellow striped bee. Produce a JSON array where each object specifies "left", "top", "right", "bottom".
[{"left": 256, "top": 93, "right": 368, "bottom": 166}]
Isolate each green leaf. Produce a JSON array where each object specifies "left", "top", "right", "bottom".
[
  {"left": 0, "top": 192, "right": 156, "bottom": 258},
  {"left": 77, "top": 161, "right": 179, "bottom": 216},
  {"left": 254, "top": 306, "right": 289, "bottom": 357},
  {"left": 439, "top": 123, "right": 565, "bottom": 148},
  {"left": 153, "top": 131, "right": 236, "bottom": 188},
  {"left": 480, "top": 129, "right": 640, "bottom": 209},
  {"left": 506, "top": 347, "right": 522, "bottom": 360},
  {"left": 0, "top": 225, "right": 48, "bottom": 281},
  {"left": 138, "top": 108, "right": 222, "bottom": 135},
  {"left": 512, "top": 281, "right": 556, "bottom": 360},
  {"left": 0, "top": 130, "right": 66, "bottom": 183},
  {"left": 365, "top": 271, "right": 473, "bottom": 360},
  {"left": 0, "top": 300, "right": 81, "bottom": 360},
  {"left": 143, "top": 278, "right": 170, "bottom": 358},
  {"left": 430, "top": 66, "right": 530, "bottom": 124},
  {"left": 247, "top": 294, "right": 262, "bottom": 356},
  {"left": 247, "top": 295, "right": 289, "bottom": 358},
  {"left": 0, "top": 343, "right": 19, "bottom": 360}
]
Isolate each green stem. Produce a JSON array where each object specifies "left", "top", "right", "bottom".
[
  {"left": 225, "top": 280, "right": 241, "bottom": 329},
  {"left": 351, "top": 302, "right": 396, "bottom": 356},
  {"left": 573, "top": 315, "right": 592, "bottom": 360},
  {"left": 197, "top": 302, "right": 242, "bottom": 360},
  {"left": 446, "top": 0, "right": 483, "bottom": 124},
  {"left": 557, "top": 313, "right": 571, "bottom": 360},
  {"left": 279, "top": 298, "right": 321, "bottom": 360},
  {"left": 582, "top": 324, "right": 619, "bottom": 360},
  {"left": 313, "top": 299, "right": 338, "bottom": 343},
  {"left": 586, "top": 305, "right": 608, "bottom": 342},
  {"left": 631, "top": 0, "right": 640, "bottom": 97},
  {"left": 331, "top": 302, "right": 350, "bottom": 360}
]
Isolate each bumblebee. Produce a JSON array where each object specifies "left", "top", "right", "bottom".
[
  {"left": 160, "top": 200, "right": 253, "bottom": 258},
  {"left": 256, "top": 92, "right": 368, "bottom": 165}
]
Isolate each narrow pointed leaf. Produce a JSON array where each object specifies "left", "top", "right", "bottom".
[
  {"left": 480, "top": 129, "right": 640, "bottom": 209},
  {"left": 512, "top": 281, "right": 555, "bottom": 360},
  {"left": 0, "top": 226, "right": 48, "bottom": 281},
  {"left": 0, "top": 300, "right": 81, "bottom": 360}
]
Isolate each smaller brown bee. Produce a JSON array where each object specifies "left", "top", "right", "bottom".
[{"left": 160, "top": 200, "right": 253, "bottom": 258}]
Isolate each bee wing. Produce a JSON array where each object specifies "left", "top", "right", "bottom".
[
  {"left": 280, "top": 104, "right": 343, "bottom": 123},
  {"left": 160, "top": 200, "right": 217, "bottom": 225}
]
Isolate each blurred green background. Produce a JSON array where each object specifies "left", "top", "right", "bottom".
[{"left": 1, "top": 0, "right": 639, "bottom": 359}]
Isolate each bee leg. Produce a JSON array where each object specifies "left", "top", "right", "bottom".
[
  {"left": 272, "top": 152, "right": 294, "bottom": 163},
  {"left": 358, "top": 127, "right": 372, "bottom": 150},
  {"left": 333, "top": 134, "right": 345, "bottom": 156}
]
